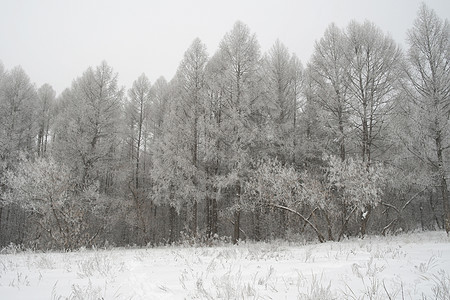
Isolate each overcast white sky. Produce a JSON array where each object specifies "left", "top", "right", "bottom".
[{"left": 1, "top": 0, "right": 449, "bottom": 95}]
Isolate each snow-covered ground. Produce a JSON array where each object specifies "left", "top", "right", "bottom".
[{"left": 0, "top": 231, "right": 449, "bottom": 299}]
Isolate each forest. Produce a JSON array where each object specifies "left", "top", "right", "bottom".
[{"left": 0, "top": 4, "right": 449, "bottom": 250}]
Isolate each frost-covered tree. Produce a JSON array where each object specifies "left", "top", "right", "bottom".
[
  {"left": 152, "top": 39, "right": 209, "bottom": 238},
  {"left": 256, "top": 42, "right": 304, "bottom": 235},
  {"left": 0, "top": 66, "right": 38, "bottom": 244},
  {"left": 151, "top": 79, "right": 197, "bottom": 242},
  {"left": 174, "top": 38, "right": 209, "bottom": 235},
  {"left": 50, "top": 62, "right": 126, "bottom": 245},
  {"left": 310, "top": 23, "right": 350, "bottom": 162},
  {"left": 263, "top": 40, "right": 303, "bottom": 163},
  {"left": 307, "top": 24, "right": 357, "bottom": 236},
  {"left": 127, "top": 74, "right": 151, "bottom": 189},
  {"left": 36, "top": 84, "right": 56, "bottom": 157},
  {"left": 50, "top": 62, "right": 125, "bottom": 243},
  {"left": 296, "top": 68, "right": 329, "bottom": 167},
  {"left": 3, "top": 157, "right": 109, "bottom": 249},
  {"left": 151, "top": 99, "right": 196, "bottom": 242},
  {"left": 125, "top": 73, "right": 153, "bottom": 240},
  {"left": 244, "top": 159, "right": 306, "bottom": 237},
  {"left": 149, "top": 77, "right": 170, "bottom": 139},
  {"left": 54, "top": 61, "right": 124, "bottom": 191},
  {"left": 49, "top": 62, "right": 125, "bottom": 246},
  {"left": 325, "top": 155, "right": 388, "bottom": 238},
  {"left": 289, "top": 54, "right": 304, "bottom": 164},
  {"left": 203, "top": 51, "right": 230, "bottom": 238},
  {"left": 0, "top": 66, "right": 37, "bottom": 164},
  {"left": 214, "top": 21, "right": 262, "bottom": 243},
  {"left": 245, "top": 156, "right": 387, "bottom": 243},
  {"left": 344, "top": 21, "right": 403, "bottom": 234},
  {"left": 345, "top": 21, "right": 403, "bottom": 164},
  {"left": 402, "top": 4, "right": 450, "bottom": 233}
]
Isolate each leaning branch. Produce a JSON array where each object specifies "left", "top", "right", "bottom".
[
  {"left": 381, "top": 187, "right": 427, "bottom": 236},
  {"left": 401, "top": 187, "right": 427, "bottom": 211},
  {"left": 381, "top": 202, "right": 400, "bottom": 214},
  {"left": 268, "top": 203, "right": 325, "bottom": 243}
]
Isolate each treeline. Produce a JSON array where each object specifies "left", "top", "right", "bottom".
[{"left": 0, "top": 4, "right": 449, "bottom": 249}]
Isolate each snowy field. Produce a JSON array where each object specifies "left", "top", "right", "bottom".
[{"left": 0, "top": 231, "right": 449, "bottom": 299}]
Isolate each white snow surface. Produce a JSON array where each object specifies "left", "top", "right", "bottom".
[{"left": 1, "top": 231, "right": 449, "bottom": 299}]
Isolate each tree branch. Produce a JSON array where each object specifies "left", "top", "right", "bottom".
[{"left": 268, "top": 203, "right": 325, "bottom": 243}]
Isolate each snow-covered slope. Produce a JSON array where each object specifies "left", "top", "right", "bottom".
[{"left": 1, "top": 231, "right": 449, "bottom": 299}]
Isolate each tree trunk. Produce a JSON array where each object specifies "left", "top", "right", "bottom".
[
  {"left": 169, "top": 206, "right": 177, "bottom": 244},
  {"left": 292, "top": 96, "right": 297, "bottom": 165},
  {"left": 420, "top": 203, "right": 424, "bottom": 231},
  {"left": 429, "top": 192, "right": 442, "bottom": 229},
  {"left": 206, "top": 196, "right": 218, "bottom": 238},
  {"left": 338, "top": 206, "right": 357, "bottom": 241},
  {"left": 0, "top": 206, "right": 3, "bottom": 246},
  {"left": 44, "top": 122, "right": 50, "bottom": 153},
  {"left": 211, "top": 198, "right": 218, "bottom": 236},
  {"left": 338, "top": 111, "right": 345, "bottom": 162},
  {"left": 191, "top": 111, "right": 199, "bottom": 238},
  {"left": 253, "top": 208, "right": 261, "bottom": 241},
  {"left": 192, "top": 201, "right": 198, "bottom": 238},
  {"left": 362, "top": 99, "right": 368, "bottom": 162},
  {"left": 325, "top": 212, "right": 334, "bottom": 241},
  {"left": 339, "top": 199, "right": 348, "bottom": 239},
  {"left": 436, "top": 132, "right": 450, "bottom": 234},
  {"left": 233, "top": 182, "right": 242, "bottom": 244},
  {"left": 206, "top": 196, "right": 211, "bottom": 238},
  {"left": 233, "top": 210, "right": 240, "bottom": 244},
  {"left": 37, "top": 127, "right": 44, "bottom": 156},
  {"left": 440, "top": 175, "right": 450, "bottom": 234},
  {"left": 360, "top": 206, "right": 372, "bottom": 237},
  {"left": 279, "top": 208, "right": 287, "bottom": 238}
]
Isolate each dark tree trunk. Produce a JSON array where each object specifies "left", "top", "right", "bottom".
[
  {"left": 233, "top": 210, "right": 240, "bottom": 244},
  {"left": 211, "top": 198, "right": 218, "bottom": 236},
  {"left": 0, "top": 206, "right": 3, "bottom": 246},
  {"left": 440, "top": 175, "right": 450, "bottom": 234},
  {"left": 360, "top": 206, "right": 372, "bottom": 237},
  {"left": 192, "top": 201, "right": 198, "bottom": 238},
  {"left": 325, "top": 212, "right": 334, "bottom": 241},
  {"left": 429, "top": 192, "right": 442, "bottom": 229},
  {"left": 436, "top": 132, "right": 450, "bottom": 234},
  {"left": 338, "top": 112, "right": 345, "bottom": 162},
  {"left": 169, "top": 206, "right": 177, "bottom": 244},
  {"left": 206, "top": 196, "right": 211, "bottom": 237},
  {"left": 420, "top": 203, "right": 424, "bottom": 231},
  {"left": 206, "top": 196, "right": 218, "bottom": 238},
  {"left": 253, "top": 208, "right": 261, "bottom": 241}
]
